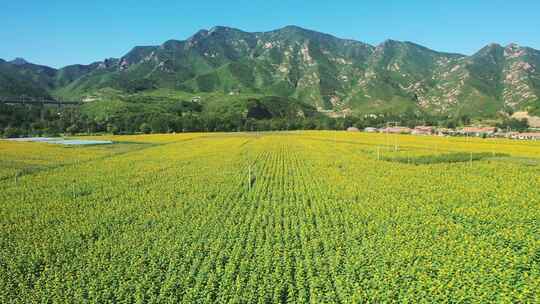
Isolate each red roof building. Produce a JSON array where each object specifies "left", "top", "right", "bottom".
[{"left": 412, "top": 126, "right": 434, "bottom": 135}]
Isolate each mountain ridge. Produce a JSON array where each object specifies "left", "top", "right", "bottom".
[{"left": 1, "top": 25, "right": 539, "bottom": 117}]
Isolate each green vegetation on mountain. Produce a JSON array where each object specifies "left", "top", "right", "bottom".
[
  {"left": 0, "top": 59, "right": 55, "bottom": 98},
  {"left": 2, "top": 26, "right": 540, "bottom": 121},
  {"left": 1, "top": 87, "right": 336, "bottom": 137}
]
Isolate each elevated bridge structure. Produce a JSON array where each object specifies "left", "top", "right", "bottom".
[
  {"left": 0, "top": 96, "right": 83, "bottom": 120},
  {"left": 0, "top": 96, "right": 83, "bottom": 106}
]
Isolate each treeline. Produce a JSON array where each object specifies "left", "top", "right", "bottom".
[
  {"left": 0, "top": 102, "right": 528, "bottom": 138},
  {"left": 0, "top": 103, "right": 356, "bottom": 137}
]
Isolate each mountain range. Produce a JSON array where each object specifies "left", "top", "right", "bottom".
[{"left": 2, "top": 25, "right": 540, "bottom": 118}]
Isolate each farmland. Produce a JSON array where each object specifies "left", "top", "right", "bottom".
[{"left": 1, "top": 131, "right": 540, "bottom": 302}]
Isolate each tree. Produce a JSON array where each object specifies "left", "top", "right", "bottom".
[
  {"left": 246, "top": 99, "right": 273, "bottom": 119},
  {"left": 497, "top": 118, "right": 529, "bottom": 132},
  {"left": 66, "top": 124, "right": 79, "bottom": 135},
  {"left": 44, "top": 123, "right": 61, "bottom": 137},
  {"left": 3, "top": 127, "right": 21, "bottom": 138},
  {"left": 106, "top": 123, "right": 120, "bottom": 135},
  {"left": 443, "top": 119, "right": 457, "bottom": 129},
  {"left": 150, "top": 117, "right": 168, "bottom": 134},
  {"left": 140, "top": 123, "right": 152, "bottom": 134},
  {"left": 120, "top": 78, "right": 157, "bottom": 93}
]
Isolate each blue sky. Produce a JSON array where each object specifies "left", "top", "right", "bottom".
[{"left": 2, "top": 0, "right": 539, "bottom": 68}]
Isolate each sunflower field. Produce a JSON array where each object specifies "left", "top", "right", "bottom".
[{"left": 1, "top": 131, "right": 539, "bottom": 303}]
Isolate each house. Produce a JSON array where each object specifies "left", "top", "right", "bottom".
[
  {"left": 347, "top": 127, "right": 360, "bottom": 132},
  {"left": 459, "top": 127, "right": 497, "bottom": 137},
  {"left": 380, "top": 127, "right": 412, "bottom": 134},
  {"left": 364, "top": 127, "right": 378, "bottom": 133},
  {"left": 412, "top": 126, "right": 434, "bottom": 135},
  {"left": 500, "top": 132, "right": 519, "bottom": 139},
  {"left": 437, "top": 128, "right": 455, "bottom": 136},
  {"left": 512, "top": 132, "right": 540, "bottom": 140}
]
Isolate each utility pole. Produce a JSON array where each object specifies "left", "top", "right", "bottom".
[
  {"left": 248, "top": 165, "right": 252, "bottom": 191},
  {"left": 386, "top": 122, "right": 390, "bottom": 149},
  {"left": 72, "top": 179, "right": 76, "bottom": 200},
  {"left": 386, "top": 121, "right": 399, "bottom": 152}
]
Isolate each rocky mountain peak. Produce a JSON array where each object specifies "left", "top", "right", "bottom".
[
  {"left": 188, "top": 29, "right": 210, "bottom": 41},
  {"left": 381, "top": 39, "right": 400, "bottom": 46},
  {"left": 473, "top": 43, "right": 505, "bottom": 61},
  {"left": 9, "top": 57, "right": 29, "bottom": 65},
  {"left": 375, "top": 39, "right": 401, "bottom": 51},
  {"left": 160, "top": 39, "right": 183, "bottom": 50},
  {"left": 505, "top": 43, "right": 520, "bottom": 49},
  {"left": 487, "top": 42, "right": 503, "bottom": 48},
  {"left": 280, "top": 25, "right": 309, "bottom": 32},
  {"left": 209, "top": 26, "right": 237, "bottom": 33},
  {"left": 504, "top": 43, "right": 527, "bottom": 58}
]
